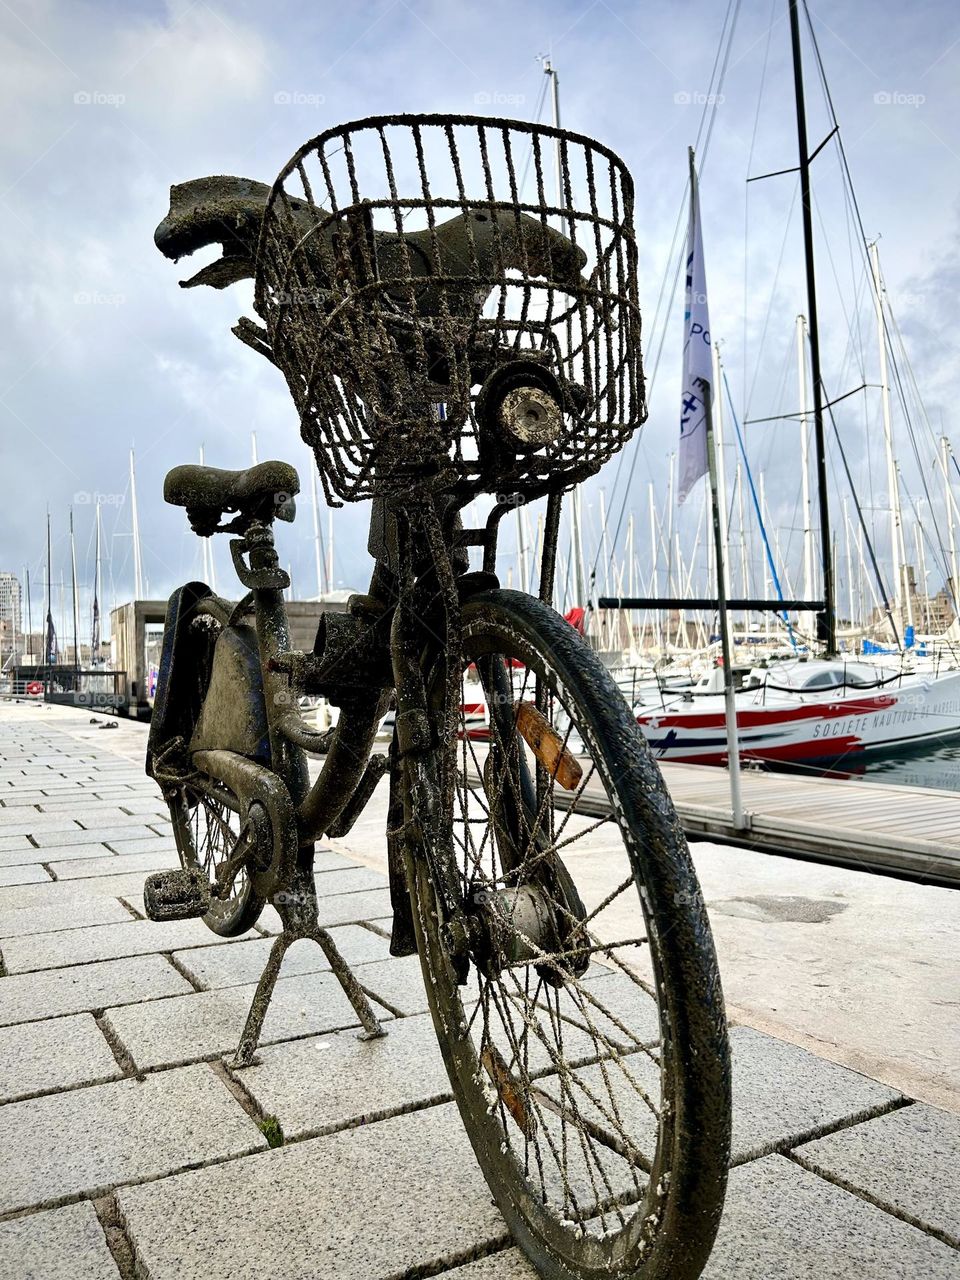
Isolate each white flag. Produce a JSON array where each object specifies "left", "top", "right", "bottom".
[{"left": 679, "top": 161, "right": 713, "bottom": 504}]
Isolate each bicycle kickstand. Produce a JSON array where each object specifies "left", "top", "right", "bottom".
[{"left": 231, "top": 867, "right": 387, "bottom": 1069}]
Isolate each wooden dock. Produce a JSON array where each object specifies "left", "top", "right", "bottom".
[
  {"left": 473, "top": 749, "right": 960, "bottom": 886},
  {"left": 653, "top": 763, "right": 960, "bottom": 886}
]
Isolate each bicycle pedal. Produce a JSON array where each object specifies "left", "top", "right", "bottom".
[{"left": 143, "top": 869, "right": 211, "bottom": 922}]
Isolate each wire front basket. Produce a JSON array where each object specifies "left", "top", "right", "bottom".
[{"left": 255, "top": 114, "right": 645, "bottom": 504}]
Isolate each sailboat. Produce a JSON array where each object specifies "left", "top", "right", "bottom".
[
  {"left": 635, "top": 656, "right": 960, "bottom": 766},
  {"left": 633, "top": 0, "right": 960, "bottom": 769}
]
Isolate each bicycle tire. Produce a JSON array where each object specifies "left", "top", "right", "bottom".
[{"left": 407, "top": 589, "right": 730, "bottom": 1280}]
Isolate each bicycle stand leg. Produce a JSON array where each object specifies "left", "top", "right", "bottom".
[
  {"left": 232, "top": 932, "right": 293, "bottom": 1068},
  {"left": 308, "top": 925, "right": 387, "bottom": 1040}
]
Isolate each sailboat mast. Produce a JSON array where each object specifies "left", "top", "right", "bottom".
[
  {"left": 92, "top": 500, "right": 102, "bottom": 664},
  {"left": 914, "top": 521, "right": 930, "bottom": 633},
  {"left": 940, "top": 436, "right": 960, "bottom": 616},
  {"left": 544, "top": 56, "right": 586, "bottom": 610},
  {"left": 689, "top": 146, "right": 744, "bottom": 826},
  {"left": 516, "top": 507, "right": 529, "bottom": 594},
  {"left": 69, "top": 509, "right": 80, "bottom": 669},
  {"left": 129, "top": 449, "right": 144, "bottom": 600},
  {"left": 648, "top": 483, "right": 661, "bottom": 648},
  {"left": 869, "top": 240, "right": 905, "bottom": 638},
  {"left": 895, "top": 461, "right": 914, "bottom": 630},
  {"left": 198, "top": 446, "right": 217, "bottom": 591},
  {"left": 542, "top": 58, "right": 563, "bottom": 205},
  {"left": 796, "top": 314, "right": 815, "bottom": 601},
  {"left": 310, "top": 467, "right": 324, "bottom": 597},
  {"left": 842, "top": 495, "right": 855, "bottom": 632},
  {"left": 327, "top": 509, "right": 334, "bottom": 592},
  {"left": 25, "top": 567, "right": 32, "bottom": 663},
  {"left": 46, "top": 511, "right": 53, "bottom": 664},
  {"left": 788, "top": 0, "right": 836, "bottom": 653},
  {"left": 711, "top": 343, "right": 731, "bottom": 595}
]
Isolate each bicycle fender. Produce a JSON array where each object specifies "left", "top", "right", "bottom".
[
  {"left": 189, "top": 623, "right": 271, "bottom": 764},
  {"left": 147, "top": 581, "right": 212, "bottom": 780}
]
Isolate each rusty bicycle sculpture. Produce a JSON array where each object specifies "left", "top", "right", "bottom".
[{"left": 146, "top": 115, "right": 731, "bottom": 1280}]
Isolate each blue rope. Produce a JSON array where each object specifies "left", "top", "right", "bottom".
[{"left": 722, "top": 369, "right": 798, "bottom": 650}]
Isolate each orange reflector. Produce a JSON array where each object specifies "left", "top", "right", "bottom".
[
  {"left": 481, "top": 1043, "right": 537, "bottom": 1138},
  {"left": 514, "top": 701, "right": 583, "bottom": 791}
]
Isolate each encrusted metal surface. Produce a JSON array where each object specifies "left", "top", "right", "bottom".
[
  {"left": 148, "top": 109, "right": 731, "bottom": 1278},
  {"left": 254, "top": 114, "right": 645, "bottom": 504}
]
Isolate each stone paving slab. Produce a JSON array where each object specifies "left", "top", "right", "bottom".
[
  {"left": 0, "top": 895, "right": 133, "bottom": 939},
  {"left": 173, "top": 923, "right": 391, "bottom": 989},
  {"left": 531, "top": 1024, "right": 905, "bottom": 1172},
  {"left": 29, "top": 799, "right": 163, "bottom": 818},
  {"left": 0, "top": 864, "right": 50, "bottom": 886},
  {"left": 1, "top": 918, "right": 256, "bottom": 974},
  {"left": 48, "top": 849, "right": 179, "bottom": 881},
  {"left": 0, "top": 792, "right": 88, "bottom": 808},
  {"left": 31, "top": 824, "right": 161, "bottom": 848},
  {"left": 236, "top": 1011, "right": 453, "bottom": 1138},
  {"left": 117, "top": 1103, "right": 508, "bottom": 1280},
  {"left": 0, "top": 1200, "right": 120, "bottom": 1279},
  {"left": 442, "top": 1254, "right": 536, "bottom": 1279},
  {"left": 0, "top": 815, "right": 85, "bottom": 836},
  {"left": 729, "top": 1026, "right": 903, "bottom": 1162},
  {"left": 0, "top": 795, "right": 84, "bottom": 810},
  {"left": 0, "top": 1064, "right": 266, "bottom": 1215},
  {"left": 702, "top": 1154, "right": 960, "bottom": 1279},
  {"left": 0, "top": 871, "right": 164, "bottom": 906},
  {"left": 98, "top": 835, "right": 176, "bottom": 856},
  {"left": 0, "top": 834, "right": 34, "bottom": 855},
  {"left": 308, "top": 886, "right": 394, "bottom": 927},
  {"left": 0, "top": 842, "right": 117, "bottom": 869},
  {"left": 0, "top": 1012, "right": 122, "bottom": 1101},
  {"left": 561, "top": 967, "right": 663, "bottom": 1049},
  {"left": 280, "top": 865, "right": 388, "bottom": 897},
  {"left": 104, "top": 970, "right": 374, "bottom": 1069},
  {"left": 0, "top": 954, "right": 193, "bottom": 1025},
  {"left": 354, "top": 951, "right": 427, "bottom": 1013},
  {"left": 313, "top": 850, "right": 362, "bottom": 875},
  {"left": 254, "top": 888, "right": 394, "bottom": 934},
  {"left": 796, "top": 1102, "right": 960, "bottom": 1246}
]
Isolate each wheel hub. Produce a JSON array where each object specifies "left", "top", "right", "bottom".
[{"left": 469, "top": 884, "right": 561, "bottom": 977}]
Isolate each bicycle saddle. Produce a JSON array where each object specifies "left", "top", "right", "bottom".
[{"left": 164, "top": 459, "right": 300, "bottom": 531}]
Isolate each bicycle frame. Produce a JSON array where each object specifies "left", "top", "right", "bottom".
[{"left": 173, "top": 493, "right": 486, "bottom": 859}]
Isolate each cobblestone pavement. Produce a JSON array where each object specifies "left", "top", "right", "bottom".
[{"left": 0, "top": 701, "right": 958, "bottom": 1279}]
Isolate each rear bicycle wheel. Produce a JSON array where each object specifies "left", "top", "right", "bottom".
[
  {"left": 163, "top": 597, "right": 265, "bottom": 938},
  {"left": 408, "top": 590, "right": 730, "bottom": 1280}
]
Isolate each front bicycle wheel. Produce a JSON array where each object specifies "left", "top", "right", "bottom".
[{"left": 408, "top": 590, "right": 730, "bottom": 1280}]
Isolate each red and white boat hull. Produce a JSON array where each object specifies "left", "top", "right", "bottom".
[{"left": 636, "top": 671, "right": 960, "bottom": 765}]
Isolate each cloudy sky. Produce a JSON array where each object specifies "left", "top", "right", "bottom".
[{"left": 2, "top": 0, "right": 959, "bottom": 640}]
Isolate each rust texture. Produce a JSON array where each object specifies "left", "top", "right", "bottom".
[{"left": 255, "top": 113, "right": 645, "bottom": 506}]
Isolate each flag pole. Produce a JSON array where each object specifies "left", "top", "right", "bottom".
[{"left": 687, "top": 147, "right": 745, "bottom": 829}]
